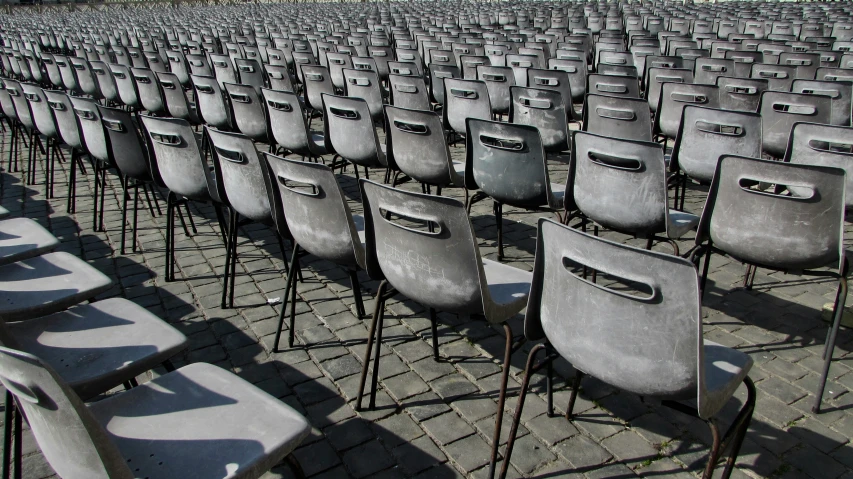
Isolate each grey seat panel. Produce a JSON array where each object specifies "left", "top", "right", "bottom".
[
  {"left": 0, "top": 206, "right": 8, "bottom": 219},
  {"left": 87, "top": 362, "right": 310, "bottom": 479},
  {"left": 7, "top": 298, "right": 188, "bottom": 399},
  {"left": 700, "top": 340, "right": 753, "bottom": 418},
  {"left": 667, "top": 210, "right": 700, "bottom": 239},
  {"left": 0, "top": 218, "right": 60, "bottom": 266},
  {"left": 0, "top": 252, "right": 112, "bottom": 322},
  {"left": 482, "top": 258, "right": 533, "bottom": 314}
]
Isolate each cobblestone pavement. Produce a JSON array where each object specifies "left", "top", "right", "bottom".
[{"left": 4, "top": 123, "right": 853, "bottom": 479}]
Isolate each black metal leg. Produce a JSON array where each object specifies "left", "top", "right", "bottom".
[
  {"left": 349, "top": 269, "right": 366, "bottom": 318},
  {"left": 429, "top": 308, "right": 439, "bottom": 361},
  {"left": 2, "top": 391, "right": 12, "bottom": 479},
  {"left": 67, "top": 150, "right": 77, "bottom": 214},
  {"left": 92, "top": 161, "right": 99, "bottom": 231},
  {"left": 288, "top": 257, "right": 299, "bottom": 347},
  {"left": 546, "top": 342, "right": 554, "bottom": 416},
  {"left": 165, "top": 192, "right": 176, "bottom": 281},
  {"left": 98, "top": 166, "right": 106, "bottom": 232},
  {"left": 488, "top": 323, "right": 515, "bottom": 479},
  {"left": 566, "top": 370, "right": 585, "bottom": 420},
  {"left": 132, "top": 182, "right": 140, "bottom": 253},
  {"left": 499, "top": 343, "right": 547, "bottom": 479},
  {"left": 495, "top": 201, "right": 504, "bottom": 261},
  {"left": 286, "top": 454, "right": 307, "bottom": 479},
  {"left": 273, "top": 242, "right": 299, "bottom": 351},
  {"left": 163, "top": 360, "right": 176, "bottom": 372},
  {"left": 699, "top": 245, "right": 713, "bottom": 298},
  {"left": 719, "top": 378, "right": 756, "bottom": 479},
  {"left": 120, "top": 176, "right": 130, "bottom": 254},
  {"left": 184, "top": 202, "right": 197, "bottom": 234},
  {"left": 356, "top": 280, "right": 388, "bottom": 411},
  {"left": 228, "top": 212, "right": 240, "bottom": 308},
  {"left": 701, "top": 420, "right": 722, "bottom": 479},
  {"left": 369, "top": 298, "right": 387, "bottom": 409},
  {"left": 814, "top": 276, "right": 848, "bottom": 413},
  {"left": 275, "top": 232, "right": 290, "bottom": 277},
  {"left": 221, "top": 209, "right": 237, "bottom": 309},
  {"left": 12, "top": 405, "right": 20, "bottom": 479}
]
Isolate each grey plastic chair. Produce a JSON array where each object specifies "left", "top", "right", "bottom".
[
  {"left": 356, "top": 179, "right": 532, "bottom": 476},
  {"left": 109, "top": 63, "right": 141, "bottom": 111},
  {"left": 429, "top": 64, "right": 460, "bottom": 108},
  {"left": 646, "top": 67, "right": 693, "bottom": 113},
  {"left": 716, "top": 76, "right": 769, "bottom": 112},
  {"left": 510, "top": 86, "right": 569, "bottom": 153},
  {"left": 694, "top": 58, "right": 736, "bottom": 85},
  {"left": 465, "top": 118, "right": 564, "bottom": 260},
  {"left": 779, "top": 51, "right": 821, "bottom": 80},
  {"left": 264, "top": 155, "right": 368, "bottom": 350},
  {"left": 443, "top": 78, "right": 491, "bottom": 142},
  {"left": 670, "top": 106, "right": 762, "bottom": 208},
  {"left": 224, "top": 82, "right": 270, "bottom": 144},
  {"left": 89, "top": 61, "right": 119, "bottom": 106},
  {"left": 0, "top": 251, "right": 112, "bottom": 322},
  {"left": 0, "top": 217, "right": 59, "bottom": 267},
  {"left": 495, "top": 218, "right": 754, "bottom": 479},
  {"left": 570, "top": 131, "right": 698, "bottom": 253},
  {"left": 587, "top": 72, "right": 640, "bottom": 98},
  {"left": 132, "top": 67, "right": 167, "bottom": 116},
  {"left": 759, "top": 91, "right": 832, "bottom": 158},
  {"left": 384, "top": 105, "right": 466, "bottom": 197},
  {"left": 655, "top": 83, "right": 720, "bottom": 141},
  {"left": 301, "top": 64, "right": 335, "bottom": 121},
  {"left": 343, "top": 68, "right": 384, "bottom": 124},
  {"left": 157, "top": 71, "right": 201, "bottom": 124},
  {"left": 785, "top": 122, "right": 853, "bottom": 208},
  {"left": 791, "top": 79, "right": 853, "bottom": 127},
  {"left": 583, "top": 94, "right": 652, "bottom": 141},
  {"left": 751, "top": 63, "right": 797, "bottom": 91},
  {"left": 68, "top": 57, "right": 100, "bottom": 99},
  {"left": 234, "top": 57, "right": 266, "bottom": 95},
  {"left": 695, "top": 155, "right": 846, "bottom": 414},
  {"left": 548, "top": 58, "right": 587, "bottom": 103},
  {"left": 388, "top": 73, "right": 430, "bottom": 111},
  {"left": 526, "top": 68, "right": 581, "bottom": 121},
  {"left": 192, "top": 74, "right": 233, "bottom": 131},
  {"left": 476, "top": 65, "right": 515, "bottom": 117},
  {"left": 264, "top": 63, "right": 296, "bottom": 93},
  {"left": 264, "top": 88, "right": 328, "bottom": 161},
  {"left": 21, "top": 84, "right": 63, "bottom": 199},
  {"left": 70, "top": 95, "right": 113, "bottom": 233},
  {"left": 0, "top": 347, "right": 310, "bottom": 479},
  {"left": 322, "top": 93, "right": 387, "bottom": 178},
  {"left": 187, "top": 53, "right": 213, "bottom": 77},
  {"left": 210, "top": 53, "right": 238, "bottom": 88}
]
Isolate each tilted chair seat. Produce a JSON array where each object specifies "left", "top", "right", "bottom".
[
  {"left": 6, "top": 298, "right": 188, "bottom": 400},
  {"left": 667, "top": 210, "right": 700, "bottom": 239},
  {"left": 481, "top": 259, "right": 534, "bottom": 317},
  {"left": 701, "top": 340, "right": 753, "bottom": 418},
  {"left": 0, "top": 252, "right": 112, "bottom": 322},
  {"left": 0, "top": 218, "right": 60, "bottom": 266},
  {"left": 87, "top": 363, "right": 310, "bottom": 479},
  {"left": 0, "top": 206, "right": 8, "bottom": 220}
]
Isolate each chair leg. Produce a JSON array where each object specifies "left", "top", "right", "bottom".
[
  {"left": 546, "top": 342, "right": 554, "bottom": 416},
  {"left": 287, "top": 257, "right": 299, "bottom": 347},
  {"left": 132, "top": 182, "right": 140, "bottom": 253},
  {"left": 356, "top": 280, "right": 388, "bottom": 411},
  {"left": 348, "top": 269, "right": 366, "bottom": 318},
  {"left": 699, "top": 245, "right": 713, "bottom": 298},
  {"left": 120, "top": 176, "right": 130, "bottom": 254},
  {"left": 66, "top": 150, "right": 77, "bottom": 214},
  {"left": 499, "top": 343, "right": 547, "bottom": 479},
  {"left": 429, "top": 308, "right": 440, "bottom": 360},
  {"left": 285, "top": 455, "right": 307, "bottom": 479},
  {"left": 98, "top": 166, "right": 107, "bottom": 232},
  {"left": 165, "top": 192, "right": 176, "bottom": 281},
  {"left": 701, "top": 420, "right": 722, "bottom": 479},
  {"left": 566, "top": 370, "right": 585, "bottom": 420},
  {"left": 92, "top": 161, "right": 99, "bottom": 231},
  {"left": 495, "top": 200, "right": 504, "bottom": 261},
  {"left": 719, "top": 378, "right": 756, "bottom": 479},
  {"left": 814, "top": 275, "right": 848, "bottom": 413},
  {"left": 2, "top": 391, "right": 13, "bottom": 479},
  {"left": 184, "top": 202, "right": 197, "bottom": 234},
  {"left": 12, "top": 405, "right": 19, "bottom": 479},
  {"left": 275, "top": 232, "right": 291, "bottom": 277},
  {"left": 221, "top": 209, "right": 238, "bottom": 309},
  {"left": 228, "top": 212, "right": 240, "bottom": 308},
  {"left": 488, "top": 323, "right": 516, "bottom": 479},
  {"left": 273, "top": 242, "right": 299, "bottom": 351}
]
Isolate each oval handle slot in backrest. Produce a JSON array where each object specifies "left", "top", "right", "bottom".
[
  {"left": 772, "top": 103, "right": 817, "bottom": 114},
  {"left": 161, "top": 80, "right": 176, "bottom": 89},
  {"left": 394, "top": 84, "right": 417, "bottom": 93},
  {"left": 595, "top": 107, "right": 635, "bottom": 120},
  {"left": 348, "top": 77, "right": 370, "bottom": 86},
  {"left": 329, "top": 106, "right": 358, "bottom": 119},
  {"left": 596, "top": 83, "right": 628, "bottom": 93},
  {"left": 238, "top": 64, "right": 254, "bottom": 72},
  {"left": 479, "top": 134, "right": 524, "bottom": 151},
  {"left": 656, "top": 75, "right": 685, "bottom": 83},
  {"left": 196, "top": 84, "right": 214, "bottom": 94},
  {"left": 268, "top": 100, "right": 292, "bottom": 112},
  {"left": 586, "top": 150, "right": 642, "bottom": 170},
  {"left": 278, "top": 175, "right": 320, "bottom": 196},
  {"left": 759, "top": 70, "right": 788, "bottom": 79},
  {"left": 701, "top": 64, "right": 726, "bottom": 72},
  {"left": 134, "top": 75, "right": 151, "bottom": 83},
  {"left": 23, "top": 92, "right": 38, "bottom": 101},
  {"left": 738, "top": 177, "right": 815, "bottom": 200},
  {"left": 808, "top": 139, "right": 853, "bottom": 154},
  {"left": 215, "top": 146, "right": 245, "bottom": 163},
  {"left": 150, "top": 131, "right": 181, "bottom": 145},
  {"left": 393, "top": 120, "right": 428, "bottom": 134},
  {"left": 73, "top": 107, "right": 95, "bottom": 120},
  {"left": 519, "top": 96, "right": 551, "bottom": 109},
  {"left": 801, "top": 88, "right": 840, "bottom": 99},
  {"left": 450, "top": 88, "right": 477, "bottom": 99},
  {"left": 482, "top": 73, "right": 506, "bottom": 82},
  {"left": 102, "top": 118, "right": 125, "bottom": 132},
  {"left": 378, "top": 206, "right": 442, "bottom": 236},
  {"left": 305, "top": 72, "right": 323, "bottom": 81},
  {"left": 696, "top": 120, "right": 743, "bottom": 136},
  {"left": 533, "top": 76, "right": 558, "bottom": 86},
  {"left": 113, "top": 71, "right": 126, "bottom": 79},
  {"left": 229, "top": 92, "right": 250, "bottom": 103},
  {"left": 671, "top": 92, "right": 707, "bottom": 103},
  {"left": 47, "top": 100, "right": 65, "bottom": 111}
]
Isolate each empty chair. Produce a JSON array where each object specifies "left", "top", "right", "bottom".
[
  {"left": 751, "top": 63, "right": 797, "bottom": 91},
  {"left": 384, "top": 105, "right": 465, "bottom": 197},
  {"left": 343, "top": 68, "right": 384, "bottom": 124},
  {"left": 157, "top": 71, "right": 201, "bottom": 124},
  {"left": 526, "top": 68, "right": 581, "bottom": 121},
  {"left": 670, "top": 106, "right": 762, "bottom": 207},
  {"left": 496, "top": 218, "right": 754, "bottom": 479},
  {"left": 460, "top": 54, "right": 491, "bottom": 80},
  {"left": 68, "top": 57, "right": 100, "bottom": 99},
  {"left": 779, "top": 52, "right": 821, "bottom": 80},
  {"left": 210, "top": 53, "right": 238, "bottom": 88},
  {"left": 301, "top": 65, "right": 335, "bottom": 119},
  {"left": 388, "top": 74, "right": 430, "bottom": 111},
  {"left": 477, "top": 65, "right": 515, "bottom": 117},
  {"left": 694, "top": 58, "right": 736, "bottom": 85},
  {"left": 90, "top": 61, "right": 119, "bottom": 105},
  {"left": 465, "top": 119, "right": 564, "bottom": 260},
  {"left": 20, "top": 84, "right": 62, "bottom": 199},
  {"left": 583, "top": 94, "right": 652, "bottom": 142},
  {"left": 506, "top": 53, "right": 542, "bottom": 86},
  {"left": 326, "top": 51, "right": 354, "bottom": 91},
  {"left": 695, "top": 155, "right": 845, "bottom": 414},
  {"left": 646, "top": 67, "right": 693, "bottom": 112},
  {"left": 264, "top": 88, "right": 328, "bottom": 160},
  {"left": 54, "top": 55, "right": 80, "bottom": 94},
  {"left": 322, "top": 93, "right": 387, "bottom": 178},
  {"left": 570, "top": 131, "right": 699, "bottom": 252},
  {"left": 109, "top": 63, "right": 141, "bottom": 110},
  {"left": 655, "top": 83, "right": 720, "bottom": 141},
  {"left": 192, "top": 74, "right": 232, "bottom": 131},
  {"left": 186, "top": 53, "right": 213, "bottom": 77},
  {"left": 759, "top": 91, "right": 832, "bottom": 158},
  {"left": 587, "top": 72, "right": 640, "bottom": 98},
  {"left": 429, "top": 64, "right": 461, "bottom": 108},
  {"left": 70, "top": 95, "right": 113, "bottom": 232},
  {"left": 132, "top": 67, "right": 167, "bottom": 116},
  {"left": 510, "top": 86, "right": 569, "bottom": 153},
  {"left": 234, "top": 57, "right": 265, "bottom": 94},
  {"left": 264, "top": 63, "right": 296, "bottom": 93},
  {"left": 165, "top": 50, "right": 191, "bottom": 87},
  {"left": 0, "top": 347, "right": 309, "bottom": 479},
  {"left": 0, "top": 217, "right": 58, "bottom": 266},
  {"left": 265, "top": 155, "right": 368, "bottom": 350},
  {"left": 548, "top": 58, "right": 587, "bottom": 103},
  {"left": 356, "top": 179, "right": 532, "bottom": 474},
  {"left": 785, "top": 122, "right": 853, "bottom": 208},
  {"left": 791, "top": 79, "right": 853, "bottom": 126},
  {"left": 717, "top": 76, "right": 769, "bottom": 112},
  {"left": 225, "top": 82, "right": 270, "bottom": 144},
  {"left": 443, "top": 78, "right": 491, "bottom": 141}
]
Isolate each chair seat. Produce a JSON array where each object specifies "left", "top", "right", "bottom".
[
  {"left": 482, "top": 258, "right": 532, "bottom": 323},
  {"left": 0, "top": 217, "right": 60, "bottom": 266},
  {"left": 89, "top": 362, "right": 311, "bottom": 479},
  {"left": 309, "top": 131, "right": 328, "bottom": 155},
  {"left": 0, "top": 205, "right": 8, "bottom": 219},
  {"left": 667, "top": 210, "right": 700, "bottom": 239},
  {"left": 8, "top": 298, "right": 188, "bottom": 400},
  {"left": 353, "top": 213, "right": 366, "bottom": 246},
  {"left": 0, "top": 252, "right": 112, "bottom": 322},
  {"left": 699, "top": 340, "right": 753, "bottom": 418},
  {"left": 550, "top": 182, "right": 566, "bottom": 210}
]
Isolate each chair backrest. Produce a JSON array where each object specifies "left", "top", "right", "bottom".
[
  {"left": 44, "top": 91, "right": 82, "bottom": 150},
  {"left": 210, "top": 53, "right": 237, "bottom": 88},
  {"left": 655, "top": 83, "right": 719, "bottom": 139},
  {"left": 672, "top": 106, "right": 762, "bottom": 183},
  {"left": 20, "top": 84, "right": 57, "bottom": 140},
  {"left": 165, "top": 50, "right": 191, "bottom": 87},
  {"left": 70, "top": 95, "right": 109, "bottom": 164},
  {"left": 384, "top": 105, "right": 456, "bottom": 186},
  {"left": 443, "top": 78, "right": 491, "bottom": 135},
  {"left": 583, "top": 94, "right": 652, "bottom": 141},
  {"left": 140, "top": 115, "right": 213, "bottom": 202},
  {"left": 263, "top": 88, "right": 319, "bottom": 158},
  {"left": 265, "top": 155, "right": 363, "bottom": 269},
  {"left": 465, "top": 118, "right": 558, "bottom": 208},
  {"left": 548, "top": 58, "right": 587, "bottom": 102},
  {"left": 716, "top": 76, "right": 768, "bottom": 112},
  {"left": 206, "top": 127, "right": 272, "bottom": 223},
  {"left": 785, "top": 122, "right": 853, "bottom": 208},
  {"left": 326, "top": 52, "right": 353, "bottom": 90},
  {"left": 697, "top": 155, "right": 845, "bottom": 271},
  {"left": 41, "top": 53, "right": 63, "bottom": 88},
  {"left": 156, "top": 72, "right": 197, "bottom": 123},
  {"left": 526, "top": 68, "right": 575, "bottom": 118},
  {"left": 4, "top": 79, "right": 34, "bottom": 130},
  {"left": 234, "top": 58, "right": 265, "bottom": 94},
  {"left": 646, "top": 67, "right": 693, "bottom": 112},
  {"left": 54, "top": 55, "right": 79, "bottom": 93},
  {"left": 192, "top": 74, "right": 232, "bottom": 130},
  {"left": 460, "top": 54, "right": 491, "bottom": 80},
  {"left": 0, "top": 347, "right": 134, "bottom": 479},
  {"left": 321, "top": 94, "right": 385, "bottom": 168},
  {"left": 587, "top": 73, "right": 640, "bottom": 98},
  {"left": 224, "top": 82, "right": 268, "bottom": 143},
  {"left": 68, "top": 57, "right": 100, "bottom": 98},
  {"left": 359, "top": 179, "right": 491, "bottom": 316},
  {"left": 791, "top": 79, "right": 853, "bottom": 127},
  {"left": 343, "top": 68, "right": 384, "bottom": 123},
  {"left": 571, "top": 131, "right": 668, "bottom": 235},
  {"left": 131, "top": 67, "right": 165, "bottom": 115},
  {"left": 751, "top": 63, "right": 797, "bottom": 91},
  {"left": 429, "top": 64, "right": 460, "bottom": 106},
  {"left": 694, "top": 57, "right": 736, "bottom": 85},
  {"left": 476, "top": 65, "right": 515, "bottom": 115},
  {"left": 109, "top": 63, "right": 140, "bottom": 109},
  {"left": 186, "top": 53, "right": 213, "bottom": 77},
  {"left": 510, "top": 86, "right": 569, "bottom": 153},
  {"left": 759, "top": 90, "right": 832, "bottom": 158},
  {"left": 98, "top": 105, "right": 154, "bottom": 182},
  {"left": 779, "top": 51, "right": 821, "bottom": 80},
  {"left": 301, "top": 65, "right": 335, "bottom": 112},
  {"left": 388, "top": 74, "right": 430, "bottom": 111},
  {"left": 525, "top": 219, "right": 702, "bottom": 401},
  {"left": 264, "top": 64, "right": 295, "bottom": 93}
]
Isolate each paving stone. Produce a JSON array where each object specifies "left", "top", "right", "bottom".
[
  {"left": 407, "top": 392, "right": 453, "bottom": 422},
  {"left": 374, "top": 413, "right": 426, "bottom": 449},
  {"left": 443, "top": 434, "right": 493, "bottom": 473},
  {"left": 384, "top": 371, "right": 432, "bottom": 401},
  {"left": 431, "top": 375, "right": 479, "bottom": 401},
  {"left": 422, "top": 412, "right": 476, "bottom": 445},
  {"left": 392, "top": 435, "right": 448, "bottom": 476},
  {"left": 501, "top": 434, "right": 556, "bottom": 474},
  {"left": 341, "top": 439, "right": 396, "bottom": 478},
  {"left": 554, "top": 434, "right": 613, "bottom": 469}
]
